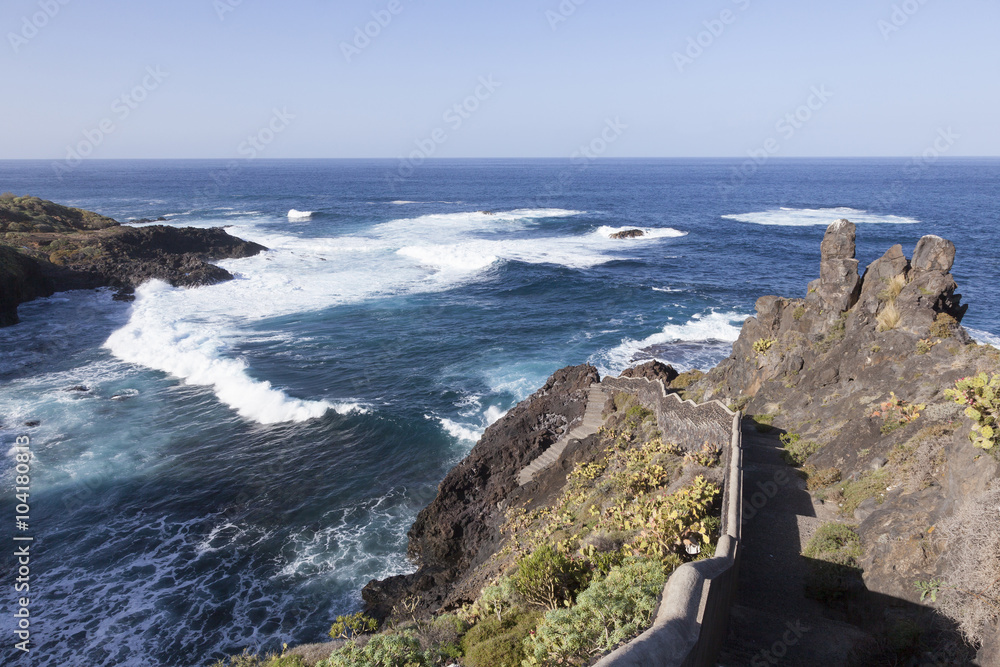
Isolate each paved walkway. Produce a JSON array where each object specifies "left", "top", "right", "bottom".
[
  {"left": 517, "top": 384, "right": 607, "bottom": 486},
  {"left": 716, "top": 424, "right": 870, "bottom": 666}
]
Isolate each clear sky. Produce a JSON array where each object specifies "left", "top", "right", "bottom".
[{"left": 2, "top": 0, "right": 997, "bottom": 159}]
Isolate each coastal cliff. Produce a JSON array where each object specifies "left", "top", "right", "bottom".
[
  {"left": 351, "top": 219, "right": 999, "bottom": 666},
  {"left": 0, "top": 194, "right": 265, "bottom": 324}
]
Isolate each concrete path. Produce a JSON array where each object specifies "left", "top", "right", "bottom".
[
  {"left": 716, "top": 423, "right": 871, "bottom": 666},
  {"left": 517, "top": 384, "right": 607, "bottom": 486}
]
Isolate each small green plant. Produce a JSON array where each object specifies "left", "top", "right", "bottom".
[
  {"left": 929, "top": 312, "right": 957, "bottom": 339},
  {"left": 803, "top": 465, "right": 842, "bottom": 490},
  {"left": 837, "top": 467, "right": 891, "bottom": 516},
  {"left": 916, "top": 338, "right": 937, "bottom": 355},
  {"left": 876, "top": 301, "right": 902, "bottom": 332},
  {"left": 329, "top": 612, "right": 378, "bottom": 640},
  {"left": 793, "top": 306, "right": 806, "bottom": 321},
  {"left": 870, "top": 343, "right": 881, "bottom": 353},
  {"left": 753, "top": 338, "right": 775, "bottom": 356},
  {"left": 945, "top": 373, "right": 1000, "bottom": 451},
  {"left": 780, "top": 432, "right": 821, "bottom": 466},
  {"left": 753, "top": 413, "right": 775, "bottom": 433},
  {"left": 916, "top": 578, "right": 944, "bottom": 603},
  {"left": 729, "top": 395, "right": 751, "bottom": 412},
  {"left": 872, "top": 392, "right": 924, "bottom": 434}
]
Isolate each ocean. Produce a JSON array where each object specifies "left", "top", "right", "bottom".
[{"left": 1, "top": 158, "right": 998, "bottom": 665}]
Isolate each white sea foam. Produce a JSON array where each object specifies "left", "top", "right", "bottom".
[
  {"left": 967, "top": 327, "right": 1000, "bottom": 349},
  {"left": 597, "top": 311, "right": 749, "bottom": 373},
  {"left": 104, "top": 282, "right": 363, "bottom": 424},
  {"left": 433, "top": 404, "right": 508, "bottom": 443},
  {"left": 596, "top": 225, "right": 687, "bottom": 240},
  {"left": 287, "top": 209, "right": 313, "bottom": 220},
  {"left": 102, "top": 208, "right": 684, "bottom": 424},
  {"left": 722, "top": 207, "right": 919, "bottom": 226}
]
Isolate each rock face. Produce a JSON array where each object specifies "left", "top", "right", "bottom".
[
  {"left": 363, "top": 364, "right": 599, "bottom": 619},
  {"left": 0, "top": 246, "right": 54, "bottom": 326}
]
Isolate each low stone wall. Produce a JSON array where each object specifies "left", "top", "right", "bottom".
[{"left": 595, "top": 380, "right": 743, "bottom": 667}]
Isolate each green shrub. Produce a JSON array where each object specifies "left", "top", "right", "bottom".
[
  {"left": 510, "top": 545, "right": 590, "bottom": 611},
  {"left": 523, "top": 559, "right": 666, "bottom": 666},
  {"left": 328, "top": 612, "right": 378, "bottom": 640},
  {"left": 803, "top": 465, "right": 842, "bottom": 490},
  {"left": 945, "top": 372, "right": 1000, "bottom": 451},
  {"left": 211, "top": 652, "right": 307, "bottom": 667},
  {"left": 929, "top": 312, "right": 957, "bottom": 339},
  {"left": 793, "top": 306, "right": 806, "bottom": 321},
  {"left": 780, "top": 432, "right": 820, "bottom": 466},
  {"left": 322, "top": 632, "right": 429, "bottom": 667},
  {"left": 462, "top": 609, "right": 541, "bottom": 667},
  {"left": 469, "top": 576, "right": 518, "bottom": 622}
]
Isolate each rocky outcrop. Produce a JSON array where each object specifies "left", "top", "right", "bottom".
[
  {"left": 689, "top": 221, "right": 997, "bottom": 661},
  {"left": 619, "top": 359, "right": 679, "bottom": 386},
  {"left": 610, "top": 229, "right": 644, "bottom": 239},
  {"left": 1, "top": 196, "right": 266, "bottom": 325},
  {"left": 363, "top": 364, "right": 599, "bottom": 619},
  {"left": 0, "top": 246, "right": 54, "bottom": 326},
  {"left": 805, "top": 219, "right": 861, "bottom": 322}
]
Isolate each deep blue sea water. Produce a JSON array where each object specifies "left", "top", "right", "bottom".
[{"left": 0, "top": 158, "right": 998, "bottom": 666}]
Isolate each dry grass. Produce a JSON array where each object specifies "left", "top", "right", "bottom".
[
  {"left": 937, "top": 481, "right": 1000, "bottom": 645},
  {"left": 876, "top": 301, "right": 902, "bottom": 332},
  {"left": 878, "top": 274, "right": 907, "bottom": 302}
]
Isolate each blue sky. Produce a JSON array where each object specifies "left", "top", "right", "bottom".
[{"left": 2, "top": 0, "right": 997, "bottom": 159}]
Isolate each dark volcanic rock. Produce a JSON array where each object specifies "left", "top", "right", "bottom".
[
  {"left": 363, "top": 364, "right": 600, "bottom": 619},
  {"left": 620, "top": 360, "right": 678, "bottom": 386},
  {"left": 609, "top": 229, "right": 644, "bottom": 239},
  {"left": 0, "top": 246, "right": 54, "bottom": 326}
]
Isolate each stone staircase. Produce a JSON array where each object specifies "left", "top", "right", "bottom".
[
  {"left": 517, "top": 384, "right": 607, "bottom": 486},
  {"left": 716, "top": 424, "right": 872, "bottom": 666}
]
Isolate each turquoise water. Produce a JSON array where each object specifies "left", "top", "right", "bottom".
[{"left": 1, "top": 158, "right": 998, "bottom": 665}]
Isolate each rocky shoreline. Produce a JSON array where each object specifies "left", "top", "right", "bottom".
[
  {"left": 357, "top": 219, "right": 1000, "bottom": 665},
  {"left": 0, "top": 194, "right": 265, "bottom": 325}
]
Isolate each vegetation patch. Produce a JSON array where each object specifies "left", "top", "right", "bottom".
[
  {"left": 836, "top": 468, "right": 891, "bottom": 517},
  {"left": 945, "top": 372, "right": 1000, "bottom": 452},
  {"left": 752, "top": 338, "right": 775, "bottom": 357},
  {"left": 780, "top": 432, "right": 821, "bottom": 467},
  {"left": 871, "top": 392, "right": 924, "bottom": 434},
  {"left": 752, "top": 413, "right": 775, "bottom": 433},
  {"left": 929, "top": 312, "right": 957, "bottom": 339},
  {"left": 876, "top": 301, "right": 902, "bottom": 332},
  {"left": 802, "top": 523, "right": 863, "bottom": 602}
]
